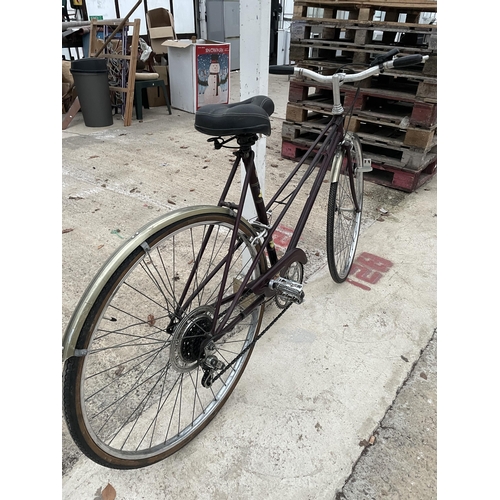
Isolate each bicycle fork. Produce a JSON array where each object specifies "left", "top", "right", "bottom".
[{"left": 330, "top": 137, "right": 372, "bottom": 213}]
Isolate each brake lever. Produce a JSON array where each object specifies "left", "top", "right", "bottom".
[{"left": 370, "top": 48, "right": 400, "bottom": 67}]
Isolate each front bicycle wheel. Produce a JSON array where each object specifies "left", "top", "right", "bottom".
[
  {"left": 63, "top": 211, "right": 265, "bottom": 469},
  {"left": 326, "top": 132, "right": 364, "bottom": 283}
]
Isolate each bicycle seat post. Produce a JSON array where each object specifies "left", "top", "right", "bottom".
[{"left": 237, "top": 134, "right": 257, "bottom": 156}]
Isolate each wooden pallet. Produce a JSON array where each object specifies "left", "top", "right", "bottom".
[
  {"left": 356, "top": 133, "right": 436, "bottom": 169},
  {"left": 348, "top": 117, "right": 436, "bottom": 149},
  {"left": 287, "top": 76, "right": 436, "bottom": 126},
  {"left": 343, "top": 75, "right": 436, "bottom": 102},
  {"left": 282, "top": 0, "right": 438, "bottom": 189},
  {"left": 285, "top": 87, "right": 348, "bottom": 122},
  {"left": 292, "top": 38, "right": 432, "bottom": 55},
  {"left": 290, "top": 39, "right": 435, "bottom": 67},
  {"left": 292, "top": 11, "right": 437, "bottom": 30},
  {"left": 280, "top": 138, "right": 436, "bottom": 192},
  {"left": 282, "top": 72, "right": 438, "bottom": 169},
  {"left": 288, "top": 73, "right": 436, "bottom": 100},
  {"left": 282, "top": 115, "right": 332, "bottom": 139},
  {"left": 291, "top": 24, "right": 436, "bottom": 45},
  {"left": 364, "top": 158, "right": 437, "bottom": 192},
  {"left": 283, "top": 112, "right": 436, "bottom": 149},
  {"left": 348, "top": 102, "right": 436, "bottom": 129},
  {"left": 293, "top": 0, "right": 438, "bottom": 5},
  {"left": 290, "top": 0, "right": 436, "bottom": 65},
  {"left": 343, "top": 84, "right": 437, "bottom": 125},
  {"left": 281, "top": 127, "right": 436, "bottom": 169},
  {"left": 293, "top": 1, "right": 437, "bottom": 14},
  {"left": 290, "top": 21, "right": 436, "bottom": 50}
]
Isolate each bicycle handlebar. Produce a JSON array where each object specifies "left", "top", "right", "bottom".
[
  {"left": 392, "top": 54, "right": 427, "bottom": 68},
  {"left": 270, "top": 52, "right": 429, "bottom": 83},
  {"left": 268, "top": 65, "right": 295, "bottom": 75}
]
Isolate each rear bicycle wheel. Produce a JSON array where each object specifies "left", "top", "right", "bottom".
[
  {"left": 62, "top": 211, "right": 265, "bottom": 469},
  {"left": 326, "top": 132, "right": 364, "bottom": 283}
]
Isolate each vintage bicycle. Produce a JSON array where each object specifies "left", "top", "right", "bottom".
[{"left": 62, "top": 50, "right": 428, "bottom": 469}]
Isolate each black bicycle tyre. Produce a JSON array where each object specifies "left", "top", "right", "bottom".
[
  {"left": 326, "top": 133, "right": 364, "bottom": 283},
  {"left": 63, "top": 211, "right": 265, "bottom": 469}
]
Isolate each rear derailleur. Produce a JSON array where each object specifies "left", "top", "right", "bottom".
[{"left": 201, "top": 355, "right": 225, "bottom": 388}]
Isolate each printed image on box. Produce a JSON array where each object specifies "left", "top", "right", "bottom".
[{"left": 196, "top": 45, "right": 230, "bottom": 108}]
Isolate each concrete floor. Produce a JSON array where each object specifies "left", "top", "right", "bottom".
[{"left": 62, "top": 72, "right": 437, "bottom": 499}]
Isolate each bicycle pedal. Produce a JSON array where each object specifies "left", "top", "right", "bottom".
[
  {"left": 358, "top": 158, "right": 373, "bottom": 173},
  {"left": 269, "top": 277, "right": 304, "bottom": 305}
]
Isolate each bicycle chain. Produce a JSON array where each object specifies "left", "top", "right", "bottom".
[{"left": 207, "top": 301, "right": 292, "bottom": 385}]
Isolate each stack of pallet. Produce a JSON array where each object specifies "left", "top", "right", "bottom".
[{"left": 282, "top": 0, "right": 437, "bottom": 192}]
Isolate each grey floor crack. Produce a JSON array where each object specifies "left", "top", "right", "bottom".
[{"left": 336, "top": 328, "right": 437, "bottom": 500}]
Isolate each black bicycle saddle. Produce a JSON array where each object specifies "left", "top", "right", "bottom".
[{"left": 194, "top": 95, "right": 275, "bottom": 137}]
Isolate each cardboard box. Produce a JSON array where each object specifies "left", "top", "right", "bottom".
[
  {"left": 146, "top": 65, "right": 170, "bottom": 107},
  {"left": 146, "top": 8, "right": 176, "bottom": 54},
  {"left": 162, "top": 39, "right": 230, "bottom": 113}
]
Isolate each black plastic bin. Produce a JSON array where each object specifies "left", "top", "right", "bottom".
[{"left": 71, "top": 58, "right": 113, "bottom": 127}]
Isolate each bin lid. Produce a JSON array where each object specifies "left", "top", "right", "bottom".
[{"left": 71, "top": 57, "right": 108, "bottom": 72}]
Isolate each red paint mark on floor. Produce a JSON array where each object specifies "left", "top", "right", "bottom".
[
  {"left": 356, "top": 252, "right": 393, "bottom": 273},
  {"left": 348, "top": 252, "right": 393, "bottom": 290},
  {"left": 273, "top": 224, "right": 295, "bottom": 252},
  {"left": 347, "top": 278, "right": 371, "bottom": 291}
]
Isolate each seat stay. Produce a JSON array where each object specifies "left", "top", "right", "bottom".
[{"left": 217, "top": 149, "right": 244, "bottom": 207}]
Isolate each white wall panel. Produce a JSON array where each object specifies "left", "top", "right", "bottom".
[
  {"left": 172, "top": 0, "right": 195, "bottom": 33},
  {"left": 119, "top": 0, "right": 148, "bottom": 34},
  {"left": 85, "top": 0, "right": 117, "bottom": 20}
]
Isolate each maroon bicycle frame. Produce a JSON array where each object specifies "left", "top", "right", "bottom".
[{"left": 178, "top": 112, "right": 352, "bottom": 341}]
